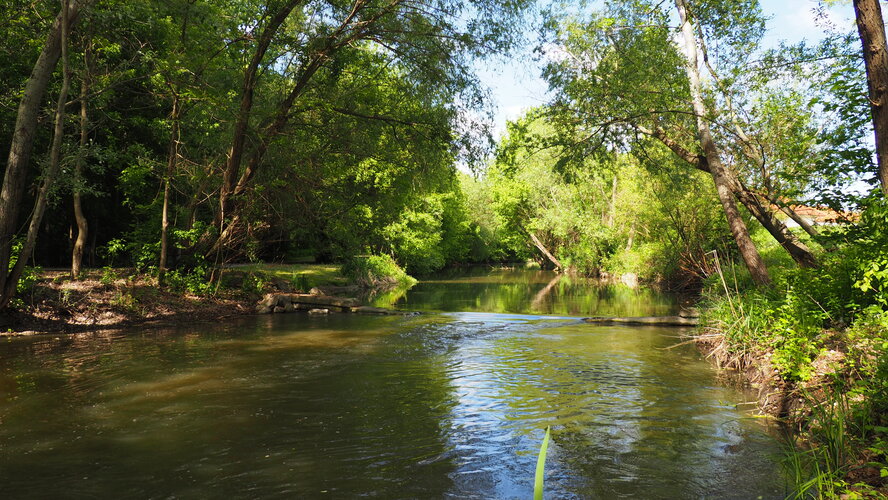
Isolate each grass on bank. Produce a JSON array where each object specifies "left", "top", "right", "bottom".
[
  {"left": 218, "top": 254, "right": 414, "bottom": 292},
  {"left": 697, "top": 206, "right": 888, "bottom": 497},
  {"left": 233, "top": 263, "right": 347, "bottom": 291}
]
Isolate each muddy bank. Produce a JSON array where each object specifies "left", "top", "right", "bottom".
[
  {"left": 0, "top": 270, "right": 414, "bottom": 337},
  {"left": 0, "top": 271, "right": 255, "bottom": 336}
]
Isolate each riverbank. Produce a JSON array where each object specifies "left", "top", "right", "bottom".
[
  {"left": 692, "top": 287, "right": 888, "bottom": 497},
  {"left": 0, "top": 264, "right": 356, "bottom": 336},
  {"left": 0, "top": 270, "right": 253, "bottom": 336}
]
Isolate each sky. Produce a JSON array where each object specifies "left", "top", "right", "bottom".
[{"left": 476, "top": 0, "right": 860, "bottom": 139}]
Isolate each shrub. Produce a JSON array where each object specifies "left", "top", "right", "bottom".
[
  {"left": 164, "top": 266, "right": 215, "bottom": 295},
  {"left": 341, "top": 254, "right": 416, "bottom": 289}
]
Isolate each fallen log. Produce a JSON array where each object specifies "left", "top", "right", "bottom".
[
  {"left": 583, "top": 315, "right": 698, "bottom": 326},
  {"left": 349, "top": 306, "right": 419, "bottom": 316},
  {"left": 257, "top": 293, "right": 418, "bottom": 315},
  {"left": 257, "top": 293, "right": 359, "bottom": 313}
]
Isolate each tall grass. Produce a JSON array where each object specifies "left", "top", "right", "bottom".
[{"left": 781, "top": 387, "right": 856, "bottom": 498}]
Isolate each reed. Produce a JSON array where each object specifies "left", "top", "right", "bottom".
[{"left": 534, "top": 426, "right": 551, "bottom": 500}]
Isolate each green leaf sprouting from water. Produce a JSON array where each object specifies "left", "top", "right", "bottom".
[{"left": 534, "top": 426, "right": 551, "bottom": 500}]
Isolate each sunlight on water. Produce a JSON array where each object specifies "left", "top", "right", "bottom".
[{"left": 0, "top": 270, "right": 785, "bottom": 498}]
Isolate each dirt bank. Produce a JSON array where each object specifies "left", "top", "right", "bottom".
[
  {"left": 694, "top": 331, "right": 887, "bottom": 494},
  {"left": 0, "top": 270, "right": 255, "bottom": 336}
]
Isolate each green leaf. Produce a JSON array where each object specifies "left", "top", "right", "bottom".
[{"left": 534, "top": 426, "right": 551, "bottom": 500}]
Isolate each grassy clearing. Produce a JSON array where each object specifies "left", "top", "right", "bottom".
[{"left": 232, "top": 263, "right": 348, "bottom": 290}]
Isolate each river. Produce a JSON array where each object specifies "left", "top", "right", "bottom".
[{"left": 0, "top": 269, "right": 785, "bottom": 498}]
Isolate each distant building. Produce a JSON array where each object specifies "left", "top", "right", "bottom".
[{"left": 776, "top": 204, "right": 857, "bottom": 228}]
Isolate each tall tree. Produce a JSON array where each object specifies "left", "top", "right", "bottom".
[
  {"left": 0, "top": 0, "right": 82, "bottom": 308},
  {"left": 673, "top": 0, "right": 770, "bottom": 285},
  {"left": 853, "top": 0, "right": 888, "bottom": 196},
  {"left": 542, "top": 0, "right": 819, "bottom": 278},
  {"left": 71, "top": 34, "right": 92, "bottom": 278},
  {"left": 197, "top": 0, "right": 531, "bottom": 260}
]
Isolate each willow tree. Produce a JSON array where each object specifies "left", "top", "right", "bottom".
[
  {"left": 193, "top": 0, "right": 532, "bottom": 261},
  {"left": 543, "top": 0, "right": 825, "bottom": 284}
]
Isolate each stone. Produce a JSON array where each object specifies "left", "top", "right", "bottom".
[
  {"left": 260, "top": 293, "right": 277, "bottom": 308},
  {"left": 308, "top": 308, "right": 329, "bottom": 315}
]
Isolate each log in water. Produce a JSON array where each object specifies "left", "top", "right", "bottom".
[{"left": 583, "top": 315, "right": 699, "bottom": 326}]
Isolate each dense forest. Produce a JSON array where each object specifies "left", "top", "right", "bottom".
[
  {"left": 0, "top": 0, "right": 880, "bottom": 294},
  {"left": 3, "top": 0, "right": 888, "bottom": 494}
]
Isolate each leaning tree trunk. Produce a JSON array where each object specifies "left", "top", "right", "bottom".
[
  {"left": 528, "top": 231, "right": 563, "bottom": 271},
  {"left": 2, "top": 0, "right": 73, "bottom": 307},
  {"left": 675, "top": 0, "right": 771, "bottom": 286},
  {"left": 854, "top": 0, "right": 888, "bottom": 196},
  {"left": 0, "top": 2, "right": 80, "bottom": 307},
  {"left": 635, "top": 123, "right": 818, "bottom": 267}
]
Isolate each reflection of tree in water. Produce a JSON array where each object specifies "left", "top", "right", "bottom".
[{"left": 385, "top": 269, "right": 677, "bottom": 317}]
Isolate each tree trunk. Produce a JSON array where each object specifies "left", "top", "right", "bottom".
[
  {"left": 529, "top": 231, "right": 563, "bottom": 271},
  {"left": 204, "top": 2, "right": 371, "bottom": 258},
  {"left": 634, "top": 123, "right": 818, "bottom": 267},
  {"left": 725, "top": 180, "right": 818, "bottom": 268},
  {"left": 0, "top": 2, "right": 80, "bottom": 306},
  {"left": 2, "top": 0, "right": 73, "bottom": 306},
  {"left": 675, "top": 0, "right": 771, "bottom": 286},
  {"left": 607, "top": 175, "right": 618, "bottom": 227},
  {"left": 217, "top": 0, "right": 303, "bottom": 230},
  {"left": 159, "top": 95, "right": 180, "bottom": 286},
  {"left": 71, "top": 42, "right": 91, "bottom": 279},
  {"left": 760, "top": 192, "right": 821, "bottom": 240},
  {"left": 854, "top": 0, "right": 888, "bottom": 196}
]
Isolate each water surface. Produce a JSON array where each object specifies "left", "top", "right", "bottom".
[{"left": 0, "top": 269, "right": 784, "bottom": 498}]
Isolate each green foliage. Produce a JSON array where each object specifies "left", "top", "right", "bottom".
[
  {"left": 703, "top": 270, "right": 837, "bottom": 382},
  {"left": 163, "top": 265, "right": 214, "bottom": 296},
  {"left": 382, "top": 196, "right": 447, "bottom": 275},
  {"left": 341, "top": 254, "right": 417, "bottom": 290},
  {"left": 7, "top": 239, "right": 40, "bottom": 299},
  {"left": 701, "top": 200, "right": 888, "bottom": 494},
  {"left": 99, "top": 266, "right": 119, "bottom": 286}
]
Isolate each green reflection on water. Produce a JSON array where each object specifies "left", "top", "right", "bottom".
[{"left": 372, "top": 268, "right": 677, "bottom": 317}]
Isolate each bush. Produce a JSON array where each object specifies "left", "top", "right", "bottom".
[
  {"left": 341, "top": 254, "right": 416, "bottom": 289},
  {"left": 164, "top": 266, "right": 215, "bottom": 295}
]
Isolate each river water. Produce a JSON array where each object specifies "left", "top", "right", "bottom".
[{"left": 0, "top": 269, "right": 785, "bottom": 498}]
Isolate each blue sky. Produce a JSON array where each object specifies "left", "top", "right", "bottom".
[{"left": 477, "top": 0, "right": 860, "bottom": 138}]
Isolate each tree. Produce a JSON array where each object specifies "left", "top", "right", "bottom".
[
  {"left": 673, "top": 0, "right": 770, "bottom": 285},
  {"left": 195, "top": 0, "right": 531, "bottom": 260},
  {"left": 0, "top": 0, "right": 82, "bottom": 308},
  {"left": 542, "top": 0, "right": 821, "bottom": 282},
  {"left": 853, "top": 0, "right": 888, "bottom": 196}
]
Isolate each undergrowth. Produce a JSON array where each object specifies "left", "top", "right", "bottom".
[{"left": 698, "top": 200, "right": 888, "bottom": 497}]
